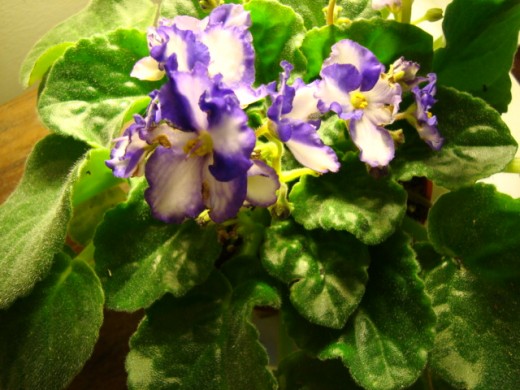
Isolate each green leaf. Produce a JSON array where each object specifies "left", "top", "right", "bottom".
[
  {"left": 20, "top": 0, "right": 157, "bottom": 87},
  {"left": 0, "top": 252, "right": 104, "bottom": 390},
  {"left": 38, "top": 29, "right": 162, "bottom": 148},
  {"left": 301, "top": 25, "right": 350, "bottom": 82},
  {"left": 319, "top": 232, "right": 436, "bottom": 390},
  {"left": 426, "top": 260, "right": 520, "bottom": 389},
  {"left": 262, "top": 218, "right": 370, "bottom": 329},
  {"left": 0, "top": 135, "right": 89, "bottom": 309},
  {"left": 289, "top": 153, "right": 407, "bottom": 245},
  {"left": 392, "top": 87, "right": 518, "bottom": 189},
  {"left": 94, "top": 181, "right": 222, "bottom": 312},
  {"left": 338, "top": 0, "right": 379, "bottom": 20},
  {"left": 126, "top": 271, "right": 280, "bottom": 389},
  {"left": 277, "top": 351, "right": 363, "bottom": 390},
  {"left": 245, "top": 0, "right": 307, "bottom": 85},
  {"left": 159, "top": 0, "right": 206, "bottom": 19},
  {"left": 433, "top": 0, "right": 520, "bottom": 112},
  {"left": 343, "top": 18, "right": 433, "bottom": 71},
  {"left": 278, "top": 0, "right": 326, "bottom": 30},
  {"left": 428, "top": 184, "right": 520, "bottom": 281}
]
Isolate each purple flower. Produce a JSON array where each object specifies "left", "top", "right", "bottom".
[
  {"left": 267, "top": 61, "right": 340, "bottom": 173},
  {"left": 388, "top": 57, "right": 422, "bottom": 89},
  {"left": 410, "top": 73, "right": 444, "bottom": 150},
  {"left": 317, "top": 39, "right": 402, "bottom": 167}
]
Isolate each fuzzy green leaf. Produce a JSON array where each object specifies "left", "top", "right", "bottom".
[
  {"left": 245, "top": 0, "right": 307, "bottom": 84},
  {"left": 0, "top": 252, "right": 104, "bottom": 390},
  {"left": 338, "top": 0, "right": 379, "bottom": 20},
  {"left": 428, "top": 184, "right": 520, "bottom": 280},
  {"left": 262, "top": 218, "right": 370, "bottom": 329},
  {"left": 278, "top": 0, "right": 326, "bottom": 30},
  {"left": 20, "top": 0, "right": 157, "bottom": 87},
  {"left": 392, "top": 87, "right": 517, "bottom": 189},
  {"left": 94, "top": 181, "right": 222, "bottom": 312},
  {"left": 38, "top": 29, "right": 162, "bottom": 148},
  {"left": 126, "top": 271, "right": 280, "bottom": 389},
  {"left": 433, "top": 0, "right": 520, "bottom": 112},
  {"left": 290, "top": 153, "right": 407, "bottom": 245},
  {"left": 159, "top": 0, "right": 206, "bottom": 19},
  {"left": 0, "top": 135, "right": 88, "bottom": 309},
  {"left": 426, "top": 261, "right": 520, "bottom": 389},
  {"left": 319, "top": 232, "right": 436, "bottom": 390}
]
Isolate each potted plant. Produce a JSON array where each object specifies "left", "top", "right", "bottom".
[{"left": 1, "top": 0, "right": 519, "bottom": 389}]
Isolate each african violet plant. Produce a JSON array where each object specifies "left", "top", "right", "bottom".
[{"left": 1, "top": 0, "right": 520, "bottom": 389}]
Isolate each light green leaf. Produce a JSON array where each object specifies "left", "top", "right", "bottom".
[
  {"left": 159, "top": 0, "right": 206, "bottom": 19},
  {"left": 319, "top": 232, "right": 436, "bottom": 390},
  {"left": 428, "top": 184, "right": 520, "bottom": 280},
  {"left": 392, "top": 87, "right": 517, "bottom": 189},
  {"left": 262, "top": 218, "right": 370, "bottom": 329},
  {"left": 0, "top": 252, "right": 104, "bottom": 390},
  {"left": 94, "top": 181, "right": 222, "bottom": 312},
  {"left": 20, "top": 0, "right": 157, "bottom": 87},
  {"left": 433, "top": 0, "right": 520, "bottom": 112},
  {"left": 277, "top": 351, "right": 363, "bottom": 390},
  {"left": 278, "top": 0, "right": 326, "bottom": 30},
  {"left": 0, "top": 135, "right": 89, "bottom": 309},
  {"left": 38, "top": 29, "right": 161, "bottom": 148},
  {"left": 245, "top": 0, "right": 307, "bottom": 84},
  {"left": 290, "top": 153, "right": 407, "bottom": 245},
  {"left": 426, "top": 260, "right": 520, "bottom": 389},
  {"left": 126, "top": 271, "right": 280, "bottom": 389},
  {"left": 338, "top": 0, "right": 379, "bottom": 20}
]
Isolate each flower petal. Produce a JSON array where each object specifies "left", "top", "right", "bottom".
[
  {"left": 317, "top": 64, "right": 360, "bottom": 119},
  {"left": 246, "top": 160, "right": 280, "bottom": 207},
  {"left": 144, "top": 146, "right": 205, "bottom": 223},
  {"left": 323, "top": 39, "right": 383, "bottom": 91},
  {"left": 203, "top": 167, "right": 247, "bottom": 223},
  {"left": 349, "top": 117, "right": 395, "bottom": 167},
  {"left": 130, "top": 56, "right": 165, "bottom": 81},
  {"left": 200, "top": 83, "right": 255, "bottom": 182},
  {"left": 208, "top": 4, "right": 251, "bottom": 29},
  {"left": 285, "top": 122, "right": 340, "bottom": 173}
]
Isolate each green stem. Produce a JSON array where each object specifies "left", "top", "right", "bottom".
[
  {"left": 278, "top": 313, "right": 293, "bottom": 362},
  {"left": 503, "top": 158, "right": 520, "bottom": 173},
  {"left": 400, "top": 0, "right": 414, "bottom": 24},
  {"left": 326, "top": 0, "right": 336, "bottom": 25},
  {"left": 281, "top": 168, "right": 319, "bottom": 183},
  {"left": 75, "top": 242, "right": 96, "bottom": 268}
]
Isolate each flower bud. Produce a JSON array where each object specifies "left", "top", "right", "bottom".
[{"left": 425, "top": 8, "right": 443, "bottom": 22}]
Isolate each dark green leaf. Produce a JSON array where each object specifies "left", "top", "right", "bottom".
[
  {"left": 245, "top": 0, "right": 307, "bottom": 85},
  {"left": 343, "top": 18, "right": 433, "bottom": 71},
  {"left": 290, "top": 153, "right": 407, "bottom": 245},
  {"left": 319, "top": 232, "right": 436, "bottom": 390},
  {"left": 301, "top": 25, "right": 350, "bottom": 82},
  {"left": 94, "top": 181, "right": 222, "bottom": 312},
  {"left": 262, "top": 218, "right": 370, "bottom": 329},
  {"left": 126, "top": 271, "right": 280, "bottom": 389},
  {"left": 159, "top": 0, "right": 206, "bottom": 19},
  {"left": 392, "top": 87, "right": 517, "bottom": 189},
  {"left": 277, "top": 351, "right": 363, "bottom": 390},
  {"left": 20, "top": 0, "right": 157, "bottom": 87},
  {"left": 474, "top": 69, "right": 512, "bottom": 114},
  {"left": 433, "top": 0, "right": 520, "bottom": 112},
  {"left": 0, "top": 252, "right": 104, "bottom": 390},
  {"left": 426, "top": 260, "right": 520, "bottom": 389},
  {"left": 0, "top": 135, "right": 88, "bottom": 309},
  {"left": 428, "top": 184, "right": 520, "bottom": 280},
  {"left": 38, "top": 29, "right": 162, "bottom": 147}
]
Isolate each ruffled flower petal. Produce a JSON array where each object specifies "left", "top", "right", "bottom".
[
  {"left": 412, "top": 73, "right": 443, "bottom": 150},
  {"left": 349, "top": 117, "right": 395, "bottom": 167},
  {"left": 285, "top": 122, "right": 340, "bottom": 173},
  {"left": 317, "top": 63, "right": 361, "bottom": 119},
  {"left": 203, "top": 166, "right": 247, "bottom": 223},
  {"left": 200, "top": 82, "right": 255, "bottom": 181},
  {"left": 323, "top": 39, "right": 384, "bottom": 91},
  {"left": 245, "top": 160, "right": 280, "bottom": 207},
  {"left": 130, "top": 56, "right": 165, "bottom": 81},
  {"left": 208, "top": 4, "right": 251, "bottom": 29},
  {"left": 144, "top": 146, "right": 206, "bottom": 223}
]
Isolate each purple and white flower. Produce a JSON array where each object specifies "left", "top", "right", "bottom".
[
  {"left": 409, "top": 73, "right": 444, "bottom": 150},
  {"left": 388, "top": 57, "right": 422, "bottom": 89},
  {"left": 267, "top": 61, "right": 340, "bottom": 173},
  {"left": 317, "top": 39, "right": 402, "bottom": 167},
  {"left": 131, "top": 4, "right": 263, "bottom": 106}
]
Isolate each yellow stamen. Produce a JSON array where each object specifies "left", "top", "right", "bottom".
[
  {"left": 351, "top": 91, "right": 368, "bottom": 110},
  {"left": 183, "top": 131, "right": 213, "bottom": 157}
]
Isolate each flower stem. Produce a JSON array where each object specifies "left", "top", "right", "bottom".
[
  {"left": 326, "top": 0, "right": 336, "bottom": 25},
  {"left": 281, "top": 168, "right": 320, "bottom": 183},
  {"left": 400, "top": 0, "right": 414, "bottom": 24}
]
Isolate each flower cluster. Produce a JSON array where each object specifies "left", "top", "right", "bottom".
[{"left": 107, "top": 4, "right": 443, "bottom": 224}]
